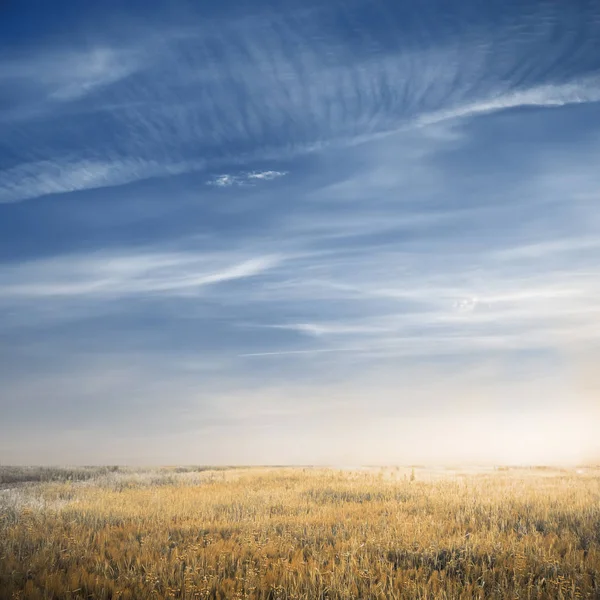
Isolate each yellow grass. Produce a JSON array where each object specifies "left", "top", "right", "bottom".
[{"left": 1, "top": 466, "right": 600, "bottom": 599}]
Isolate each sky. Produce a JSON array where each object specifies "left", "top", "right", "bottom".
[{"left": 1, "top": 0, "right": 600, "bottom": 466}]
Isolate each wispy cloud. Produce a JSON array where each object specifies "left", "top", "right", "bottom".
[
  {"left": 207, "top": 174, "right": 241, "bottom": 187},
  {"left": 0, "top": 46, "right": 142, "bottom": 113},
  {"left": 246, "top": 170, "right": 287, "bottom": 181},
  {"left": 0, "top": 251, "right": 282, "bottom": 299},
  {"left": 245, "top": 272, "right": 600, "bottom": 358},
  {"left": 3, "top": 2, "right": 600, "bottom": 203},
  {"left": 47, "top": 47, "right": 142, "bottom": 102},
  {"left": 417, "top": 78, "right": 600, "bottom": 127},
  {"left": 492, "top": 236, "right": 600, "bottom": 260},
  {"left": 0, "top": 157, "right": 207, "bottom": 204},
  {"left": 207, "top": 170, "right": 287, "bottom": 187}
]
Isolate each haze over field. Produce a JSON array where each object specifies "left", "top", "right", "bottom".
[{"left": 1, "top": 0, "right": 600, "bottom": 465}]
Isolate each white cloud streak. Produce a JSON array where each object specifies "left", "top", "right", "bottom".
[
  {"left": 0, "top": 251, "right": 281, "bottom": 299},
  {"left": 206, "top": 170, "right": 287, "bottom": 187},
  {"left": 246, "top": 170, "right": 287, "bottom": 181},
  {"left": 0, "top": 157, "right": 206, "bottom": 204},
  {"left": 416, "top": 78, "right": 600, "bottom": 127}
]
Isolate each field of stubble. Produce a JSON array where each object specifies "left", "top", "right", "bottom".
[{"left": 1, "top": 465, "right": 599, "bottom": 599}]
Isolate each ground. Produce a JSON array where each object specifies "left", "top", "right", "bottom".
[{"left": 1, "top": 465, "right": 599, "bottom": 599}]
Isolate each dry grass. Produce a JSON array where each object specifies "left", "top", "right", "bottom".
[{"left": 1, "top": 466, "right": 600, "bottom": 599}]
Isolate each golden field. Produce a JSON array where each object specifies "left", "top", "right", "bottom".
[{"left": 1, "top": 466, "right": 600, "bottom": 599}]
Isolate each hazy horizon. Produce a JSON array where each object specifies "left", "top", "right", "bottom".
[{"left": 2, "top": 0, "right": 600, "bottom": 465}]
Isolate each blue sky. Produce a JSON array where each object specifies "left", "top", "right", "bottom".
[{"left": 2, "top": 0, "right": 600, "bottom": 465}]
